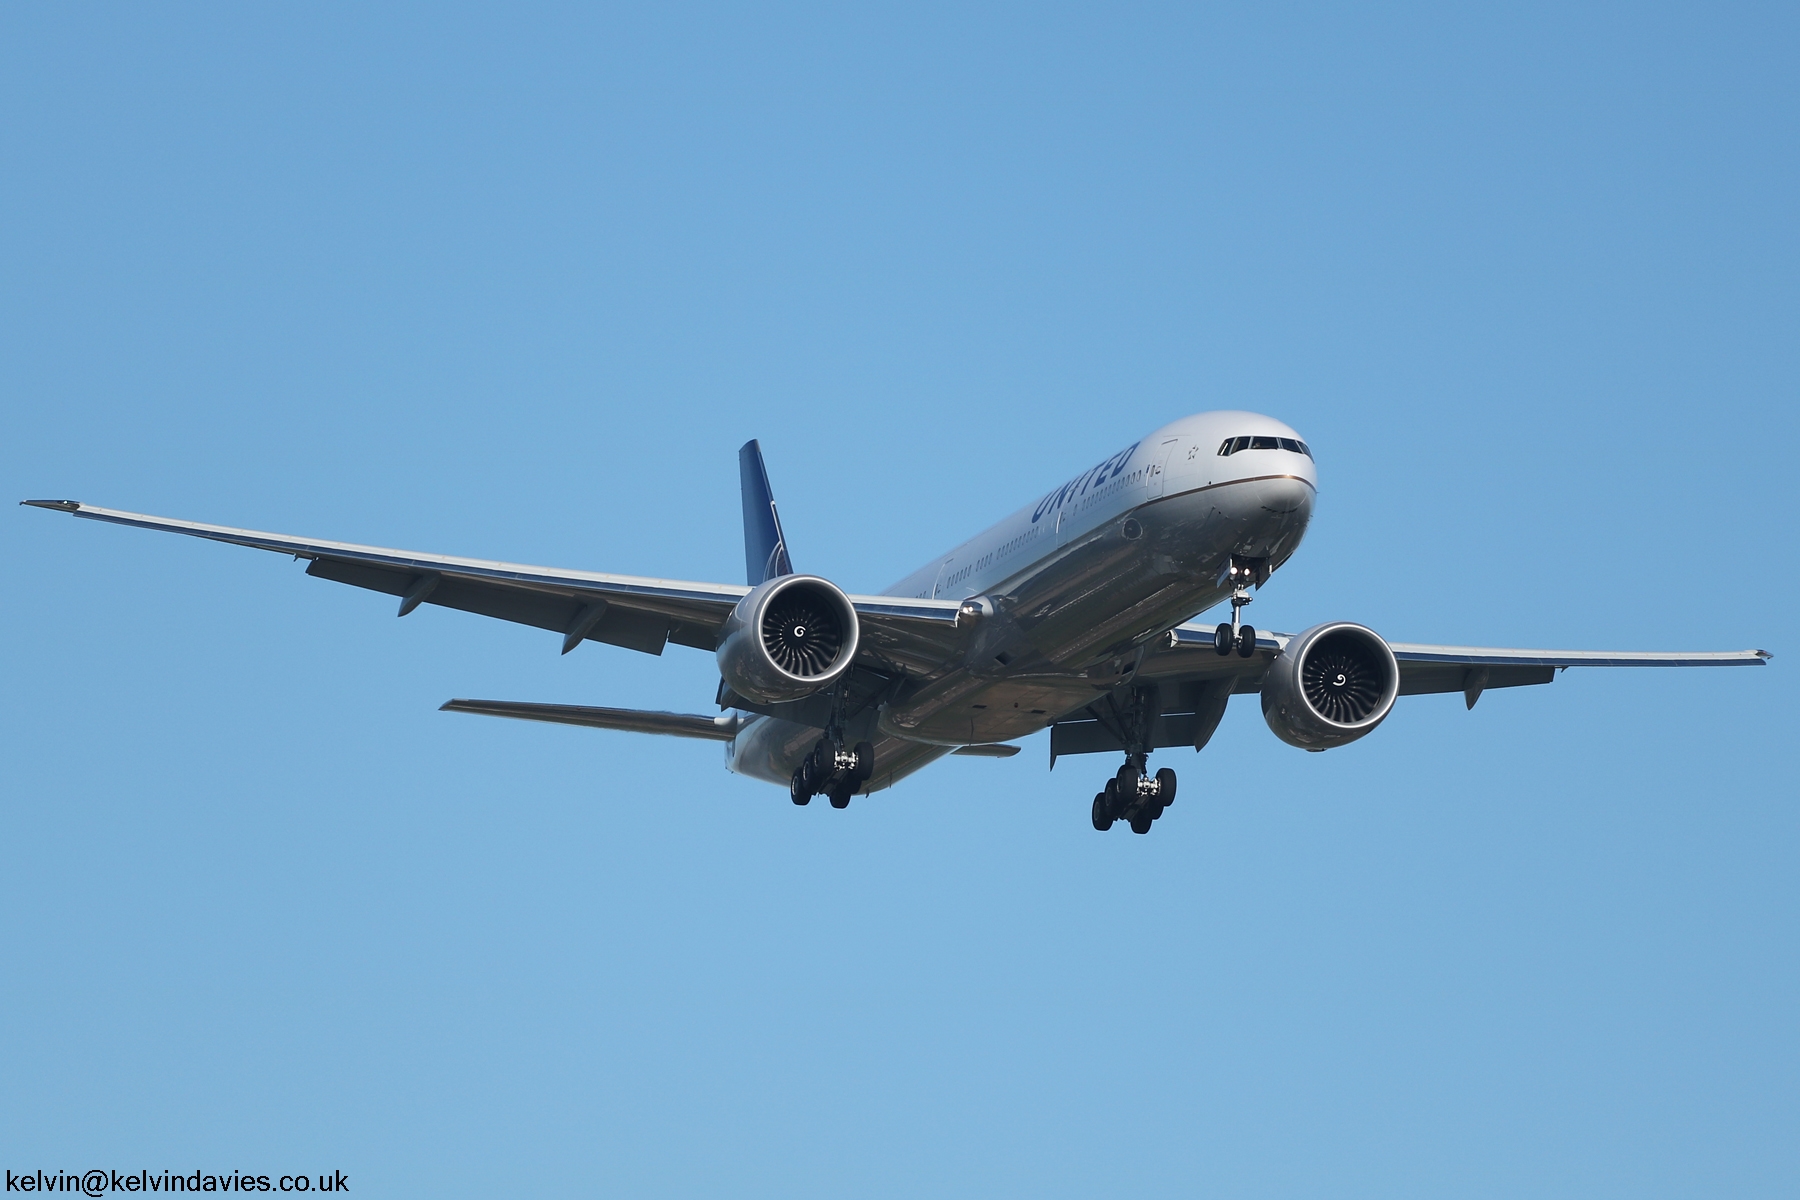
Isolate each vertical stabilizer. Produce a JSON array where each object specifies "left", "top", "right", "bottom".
[{"left": 738, "top": 440, "right": 794, "bottom": 586}]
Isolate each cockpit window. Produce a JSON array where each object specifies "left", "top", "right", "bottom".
[{"left": 1218, "top": 435, "right": 1313, "bottom": 459}]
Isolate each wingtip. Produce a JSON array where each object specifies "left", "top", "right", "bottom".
[{"left": 21, "top": 499, "right": 81, "bottom": 512}]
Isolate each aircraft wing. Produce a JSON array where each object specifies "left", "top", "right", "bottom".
[
  {"left": 1050, "top": 622, "right": 1770, "bottom": 760},
  {"left": 1137, "top": 621, "right": 1767, "bottom": 700},
  {"left": 1143, "top": 622, "right": 1766, "bottom": 685},
  {"left": 1379, "top": 638, "right": 1769, "bottom": 702},
  {"left": 21, "top": 500, "right": 961, "bottom": 661}
]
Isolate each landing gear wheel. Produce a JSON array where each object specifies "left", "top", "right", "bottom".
[
  {"left": 828, "top": 786, "right": 853, "bottom": 809},
  {"left": 1236, "top": 623, "right": 1257, "bottom": 658},
  {"left": 1155, "top": 767, "right": 1177, "bottom": 807},
  {"left": 1091, "top": 792, "right": 1114, "bottom": 831},
  {"left": 853, "top": 740, "right": 876, "bottom": 782},
  {"left": 790, "top": 774, "right": 811, "bottom": 806},
  {"left": 1214, "top": 622, "right": 1234, "bottom": 655},
  {"left": 1115, "top": 762, "right": 1142, "bottom": 793},
  {"left": 1129, "top": 813, "right": 1153, "bottom": 835}
]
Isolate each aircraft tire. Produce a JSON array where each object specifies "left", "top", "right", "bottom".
[
  {"left": 790, "top": 775, "right": 811, "bottom": 805},
  {"left": 853, "top": 740, "right": 876, "bottom": 781},
  {"left": 1155, "top": 767, "right": 1177, "bottom": 806},
  {"left": 1091, "top": 793, "right": 1114, "bottom": 831},
  {"left": 828, "top": 786, "right": 853, "bottom": 809},
  {"left": 1214, "top": 623, "right": 1233, "bottom": 655},
  {"left": 1236, "top": 624, "right": 1257, "bottom": 657},
  {"left": 1129, "top": 813, "right": 1153, "bottom": 835}
]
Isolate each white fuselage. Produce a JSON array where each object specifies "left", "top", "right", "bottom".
[{"left": 726, "top": 411, "right": 1319, "bottom": 791}]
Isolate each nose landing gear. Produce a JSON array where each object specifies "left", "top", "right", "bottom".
[{"left": 1213, "top": 556, "right": 1263, "bottom": 658}]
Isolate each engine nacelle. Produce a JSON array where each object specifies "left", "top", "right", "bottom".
[
  {"left": 1261, "top": 621, "right": 1400, "bottom": 750},
  {"left": 716, "top": 575, "right": 861, "bottom": 705}
]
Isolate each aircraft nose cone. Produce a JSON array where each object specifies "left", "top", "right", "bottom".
[
  {"left": 1255, "top": 474, "right": 1313, "bottom": 516},
  {"left": 1212, "top": 472, "right": 1315, "bottom": 558}
]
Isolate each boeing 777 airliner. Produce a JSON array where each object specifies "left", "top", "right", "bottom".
[{"left": 24, "top": 412, "right": 1769, "bottom": 834}]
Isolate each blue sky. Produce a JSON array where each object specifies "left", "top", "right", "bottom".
[{"left": 2, "top": 4, "right": 1794, "bottom": 1196}]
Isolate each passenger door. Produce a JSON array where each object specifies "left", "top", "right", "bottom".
[{"left": 1146, "top": 437, "right": 1182, "bottom": 499}]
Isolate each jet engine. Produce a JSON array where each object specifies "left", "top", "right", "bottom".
[
  {"left": 715, "top": 575, "right": 861, "bottom": 705},
  {"left": 1261, "top": 621, "right": 1400, "bottom": 750}
]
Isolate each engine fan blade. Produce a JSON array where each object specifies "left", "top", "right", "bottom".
[
  {"left": 1303, "top": 648, "right": 1384, "bottom": 723},
  {"left": 761, "top": 593, "right": 843, "bottom": 677}
]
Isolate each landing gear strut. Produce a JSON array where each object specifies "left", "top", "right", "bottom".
[
  {"left": 1087, "top": 685, "right": 1179, "bottom": 834},
  {"left": 789, "top": 686, "right": 876, "bottom": 809},
  {"left": 1213, "top": 556, "right": 1260, "bottom": 658}
]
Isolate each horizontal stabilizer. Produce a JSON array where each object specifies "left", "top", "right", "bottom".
[{"left": 441, "top": 699, "right": 738, "bottom": 740}]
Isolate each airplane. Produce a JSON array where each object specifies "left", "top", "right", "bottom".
[{"left": 23, "top": 411, "right": 1770, "bottom": 834}]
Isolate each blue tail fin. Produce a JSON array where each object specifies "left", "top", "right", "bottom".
[{"left": 738, "top": 439, "right": 793, "bottom": 586}]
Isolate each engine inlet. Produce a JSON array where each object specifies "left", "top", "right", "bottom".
[
  {"left": 1301, "top": 630, "right": 1388, "bottom": 724},
  {"left": 761, "top": 589, "right": 845, "bottom": 677}
]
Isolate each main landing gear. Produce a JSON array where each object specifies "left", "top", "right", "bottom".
[
  {"left": 791, "top": 738, "right": 874, "bottom": 809},
  {"left": 791, "top": 686, "right": 875, "bottom": 810},
  {"left": 1086, "top": 685, "right": 1178, "bottom": 834},
  {"left": 1091, "top": 754, "right": 1177, "bottom": 834}
]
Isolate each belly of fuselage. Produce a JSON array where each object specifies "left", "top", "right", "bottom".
[
  {"left": 725, "top": 471, "right": 1315, "bottom": 788},
  {"left": 882, "top": 475, "right": 1313, "bottom": 745},
  {"left": 727, "top": 714, "right": 954, "bottom": 794}
]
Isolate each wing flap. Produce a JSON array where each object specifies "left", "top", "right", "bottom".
[
  {"left": 1396, "top": 663, "right": 1555, "bottom": 696},
  {"left": 950, "top": 743, "right": 1022, "bottom": 757},
  {"left": 1050, "top": 712, "right": 1218, "bottom": 759},
  {"left": 304, "top": 553, "right": 678, "bottom": 653}
]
